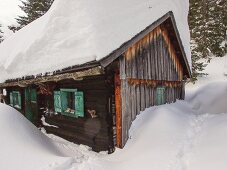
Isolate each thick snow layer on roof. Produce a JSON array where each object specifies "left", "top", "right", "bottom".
[{"left": 0, "top": 0, "right": 191, "bottom": 83}]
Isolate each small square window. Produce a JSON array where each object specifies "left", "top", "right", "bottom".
[{"left": 54, "top": 89, "right": 84, "bottom": 118}]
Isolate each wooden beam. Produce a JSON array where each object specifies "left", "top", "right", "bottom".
[
  {"left": 114, "top": 72, "right": 122, "bottom": 148},
  {"left": 0, "top": 67, "right": 104, "bottom": 88},
  {"left": 127, "top": 78, "right": 183, "bottom": 87}
]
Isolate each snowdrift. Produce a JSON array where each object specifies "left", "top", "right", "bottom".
[
  {"left": 187, "top": 82, "right": 227, "bottom": 114},
  {"left": 1, "top": 80, "right": 227, "bottom": 170},
  {"left": 0, "top": 0, "right": 191, "bottom": 82},
  {"left": 0, "top": 103, "right": 73, "bottom": 170},
  {"left": 80, "top": 82, "right": 227, "bottom": 170}
]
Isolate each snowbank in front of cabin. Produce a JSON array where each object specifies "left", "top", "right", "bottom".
[
  {"left": 1, "top": 54, "right": 226, "bottom": 170},
  {"left": 78, "top": 82, "right": 227, "bottom": 170},
  {"left": 1, "top": 81, "right": 227, "bottom": 170},
  {"left": 187, "top": 82, "right": 227, "bottom": 114},
  {"left": 0, "top": 0, "right": 191, "bottom": 82},
  {"left": 1, "top": 56, "right": 227, "bottom": 170},
  {"left": 80, "top": 102, "right": 196, "bottom": 170},
  {"left": 0, "top": 103, "right": 73, "bottom": 170}
]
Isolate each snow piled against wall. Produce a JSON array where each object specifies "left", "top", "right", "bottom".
[
  {"left": 0, "top": 103, "right": 73, "bottom": 170},
  {"left": 1, "top": 57, "right": 227, "bottom": 169},
  {"left": 80, "top": 82, "right": 227, "bottom": 170},
  {"left": 0, "top": 0, "right": 191, "bottom": 83}
]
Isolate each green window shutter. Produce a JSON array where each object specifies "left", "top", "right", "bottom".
[
  {"left": 13, "top": 92, "right": 18, "bottom": 107},
  {"left": 61, "top": 91, "right": 68, "bottom": 113},
  {"left": 31, "top": 89, "right": 37, "bottom": 102},
  {"left": 18, "top": 92, "right": 22, "bottom": 109},
  {"left": 54, "top": 91, "right": 62, "bottom": 113},
  {"left": 10, "top": 92, "right": 13, "bottom": 106},
  {"left": 74, "top": 91, "right": 84, "bottom": 117}
]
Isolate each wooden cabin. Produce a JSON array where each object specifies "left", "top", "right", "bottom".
[{"left": 0, "top": 12, "right": 191, "bottom": 152}]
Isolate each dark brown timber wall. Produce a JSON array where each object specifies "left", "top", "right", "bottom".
[
  {"left": 40, "top": 75, "right": 114, "bottom": 152},
  {"left": 120, "top": 26, "right": 185, "bottom": 146}
]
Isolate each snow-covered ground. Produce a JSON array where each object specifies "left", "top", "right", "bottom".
[
  {"left": 187, "top": 55, "right": 227, "bottom": 90},
  {"left": 0, "top": 56, "right": 226, "bottom": 170},
  {"left": 0, "top": 103, "right": 74, "bottom": 170}
]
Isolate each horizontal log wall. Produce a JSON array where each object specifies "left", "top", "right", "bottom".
[
  {"left": 40, "top": 75, "right": 114, "bottom": 152},
  {"left": 120, "top": 25, "right": 185, "bottom": 147}
]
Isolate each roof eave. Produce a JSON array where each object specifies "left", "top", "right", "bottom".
[{"left": 99, "top": 11, "right": 191, "bottom": 78}]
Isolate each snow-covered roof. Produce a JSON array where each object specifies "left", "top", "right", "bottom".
[{"left": 0, "top": 0, "right": 191, "bottom": 83}]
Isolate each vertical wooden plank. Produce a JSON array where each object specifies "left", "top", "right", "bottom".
[
  {"left": 126, "top": 50, "right": 132, "bottom": 130},
  {"left": 132, "top": 46, "right": 137, "bottom": 79},
  {"left": 161, "top": 35, "right": 167, "bottom": 80},
  {"left": 131, "top": 46, "right": 138, "bottom": 119},
  {"left": 165, "top": 43, "right": 170, "bottom": 81},
  {"left": 181, "top": 83, "right": 185, "bottom": 100},
  {"left": 148, "top": 33, "right": 152, "bottom": 80},
  {"left": 150, "top": 32, "right": 156, "bottom": 80},
  {"left": 140, "top": 85, "right": 145, "bottom": 111},
  {"left": 131, "top": 84, "right": 137, "bottom": 120},
  {"left": 154, "top": 30, "right": 158, "bottom": 80},
  {"left": 136, "top": 85, "right": 141, "bottom": 114},
  {"left": 114, "top": 72, "right": 122, "bottom": 148},
  {"left": 135, "top": 42, "right": 141, "bottom": 115},
  {"left": 154, "top": 87, "right": 157, "bottom": 105},
  {"left": 119, "top": 55, "right": 128, "bottom": 147},
  {"left": 158, "top": 33, "right": 162, "bottom": 80},
  {"left": 150, "top": 86, "right": 153, "bottom": 107},
  {"left": 140, "top": 45, "right": 146, "bottom": 111}
]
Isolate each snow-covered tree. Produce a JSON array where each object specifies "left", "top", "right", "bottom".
[
  {"left": 189, "top": 0, "right": 226, "bottom": 81},
  {"left": 189, "top": 0, "right": 211, "bottom": 59},
  {"left": 9, "top": 0, "right": 54, "bottom": 31},
  {"left": 209, "top": 0, "right": 227, "bottom": 57},
  {"left": 190, "top": 40, "right": 207, "bottom": 82},
  {"left": 189, "top": 0, "right": 208, "bottom": 81}
]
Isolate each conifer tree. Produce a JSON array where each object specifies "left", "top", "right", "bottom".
[
  {"left": 206, "top": 0, "right": 226, "bottom": 57},
  {"left": 189, "top": 0, "right": 208, "bottom": 81},
  {"left": 9, "top": 0, "right": 54, "bottom": 31},
  {"left": 189, "top": 0, "right": 226, "bottom": 81}
]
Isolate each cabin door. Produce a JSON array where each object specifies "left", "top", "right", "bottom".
[
  {"left": 156, "top": 87, "right": 166, "bottom": 105},
  {"left": 25, "top": 88, "right": 38, "bottom": 123}
]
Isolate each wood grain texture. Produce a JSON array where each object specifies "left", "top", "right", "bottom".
[{"left": 119, "top": 24, "right": 186, "bottom": 147}]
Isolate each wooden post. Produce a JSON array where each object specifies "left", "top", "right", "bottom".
[{"left": 114, "top": 72, "right": 122, "bottom": 148}]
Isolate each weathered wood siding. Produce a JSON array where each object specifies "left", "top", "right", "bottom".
[
  {"left": 120, "top": 26, "right": 185, "bottom": 146},
  {"left": 40, "top": 75, "right": 114, "bottom": 152}
]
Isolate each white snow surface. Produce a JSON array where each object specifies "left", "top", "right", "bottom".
[
  {"left": 0, "top": 103, "right": 74, "bottom": 170},
  {"left": 0, "top": 0, "right": 191, "bottom": 83}
]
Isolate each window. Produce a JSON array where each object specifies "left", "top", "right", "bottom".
[
  {"left": 156, "top": 87, "right": 166, "bottom": 105},
  {"left": 10, "top": 91, "right": 22, "bottom": 109},
  {"left": 54, "top": 89, "right": 84, "bottom": 118},
  {"left": 3, "top": 89, "right": 7, "bottom": 96}
]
